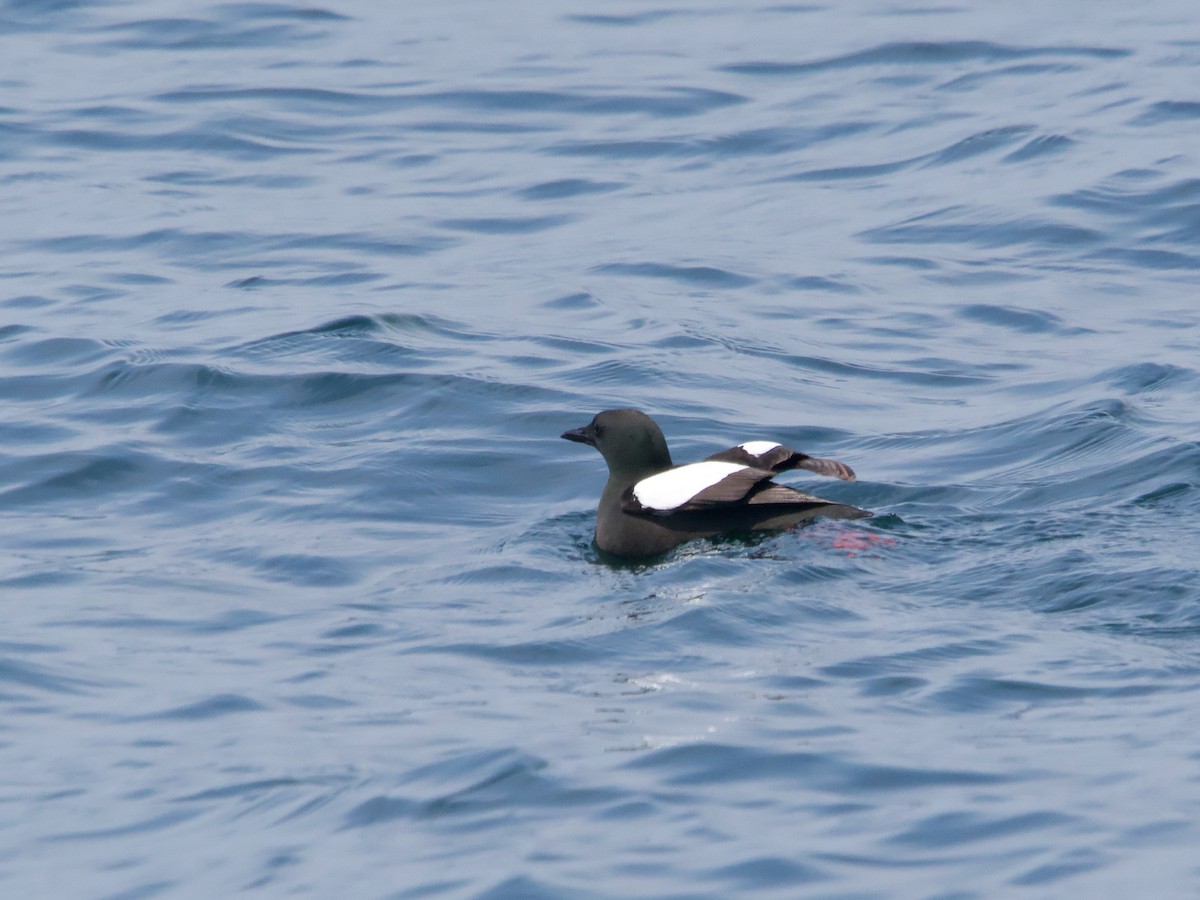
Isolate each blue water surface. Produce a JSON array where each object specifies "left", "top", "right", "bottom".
[{"left": 3, "top": 0, "right": 1200, "bottom": 896}]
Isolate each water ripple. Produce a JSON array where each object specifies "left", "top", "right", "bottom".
[
  {"left": 721, "top": 40, "right": 1129, "bottom": 76},
  {"left": 95, "top": 7, "right": 347, "bottom": 50},
  {"left": 4, "top": 3, "right": 1200, "bottom": 897},
  {"left": 626, "top": 743, "right": 1013, "bottom": 790}
]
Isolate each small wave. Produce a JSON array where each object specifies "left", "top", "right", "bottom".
[
  {"left": 430, "top": 86, "right": 745, "bottom": 118},
  {"left": 1051, "top": 173, "right": 1200, "bottom": 266},
  {"left": 131, "top": 693, "right": 266, "bottom": 721},
  {"left": 214, "top": 549, "right": 359, "bottom": 588},
  {"left": 516, "top": 178, "right": 624, "bottom": 201},
  {"left": 51, "top": 125, "right": 314, "bottom": 160},
  {"left": 791, "top": 127, "right": 1071, "bottom": 184},
  {"left": 1002, "top": 133, "right": 1076, "bottom": 162},
  {"left": 592, "top": 262, "right": 757, "bottom": 288},
  {"left": 939, "top": 63, "right": 1084, "bottom": 92},
  {"left": 721, "top": 40, "right": 1128, "bottom": 76},
  {"left": 922, "top": 125, "right": 1036, "bottom": 165},
  {"left": 23, "top": 228, "right": 451, "bottom": 267},
  {"left": 1130, "top": 101, "right": 1200, "bottom": 126},
  {"left": 2, "top": 335, "right": 113, "bottom": 367},
  {"left": 1102, "top": 361, "right": 1196, "bottom": 395},
  {"left": 887, "top": 809, "right": 1078, "bottom": 849},
  {"left": 625, "top": 742, "right": 1010, "bottom": 790},
  {"left": 341, "top": 748, "right": 592, "bottom": 828},
  {"left": 862, "top": 206, "right": 1103, "bottom": 250},
  {"left": 95, "top": 6, "right": 346, "bottom": 51},
  {"left": 549, "top": 138, "right": 695, "bottom": 159},
  {"left": 957, "top": 304, "right": 1080, "bottom": 334},
  {"left": 0, "top": 656, "right": 94, "bottom": 695},
  {"left": 437, "top": 214, "right": 574, "bottom": 235},
  {"left": 566, "top": 11, "right": 685, "bottom": 26}
]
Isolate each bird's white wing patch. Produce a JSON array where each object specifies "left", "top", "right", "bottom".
[
  {"left": 738, "top": 440, "right": 780, "bottom": 456},
  {"left": 632, "top": 461, "right": 749, "bottom": 511}
]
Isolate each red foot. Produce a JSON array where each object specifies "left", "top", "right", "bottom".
[{"left": 830, "top": 531, "right": 895, "bottom": 556}]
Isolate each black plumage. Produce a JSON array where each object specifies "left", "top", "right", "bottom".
[{"left": 562, "top": 408, "right": 870, "bottom": 559}]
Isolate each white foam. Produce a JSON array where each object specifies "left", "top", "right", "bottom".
[
  {"left": 633, "top": 461, "right": 748, "bottom": 511},
  {"left": 738, "top": 440, "right": 780, "bottom": 457}
]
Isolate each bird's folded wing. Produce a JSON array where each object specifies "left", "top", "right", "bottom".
[
  {"left": 736, "top": 482, "right": 872, "bottom": 520},
  {"left": 706, "top": 442, "right": 856, "bottom": 481},
  {"left": 622, "top": 462, "right": 829, "bottom": 515}
]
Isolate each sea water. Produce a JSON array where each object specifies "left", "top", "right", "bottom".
[{"left": 2, "top": 1, "right": 1200, "bottom": 896}]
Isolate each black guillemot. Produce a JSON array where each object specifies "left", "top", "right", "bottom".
[{"left": 562, "top": 408, "right": 871, "bottom": 559}]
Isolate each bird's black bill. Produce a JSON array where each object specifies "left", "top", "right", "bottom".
[{"left": 561, "top": 424, "right": 596, "bottom": 446}]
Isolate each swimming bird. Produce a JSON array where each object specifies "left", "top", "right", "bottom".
[{"left": 562, "top": 408, "right": 870, "bottom": 559}]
